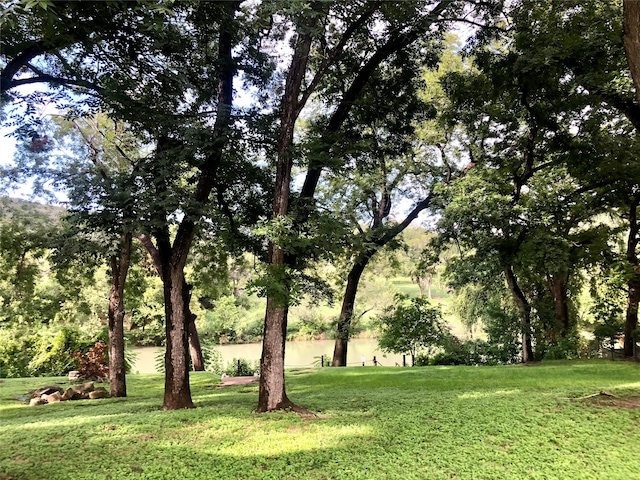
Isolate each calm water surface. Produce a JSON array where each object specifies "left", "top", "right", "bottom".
[{"left": 132, "top": 338, "right": 406, "bottom": 374}]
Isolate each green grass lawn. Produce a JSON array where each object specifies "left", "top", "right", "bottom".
[{"left": 1, "top": 360, "right": 639, "bottom": 480}]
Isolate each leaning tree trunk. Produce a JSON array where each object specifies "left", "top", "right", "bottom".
[
  {"left": 332, "top": 195, "right": 434, "bottom": 367},
  {"left": 332, "top": 260, "right": 367, "bottom": 367},
  {"left": 504, "top": 265, "right": 534, "bottom": 363},
  {"left": 187, "top": 317, "right": 205, "bottom": 372},
  {"left": 107, "top": 233, "right": 132, "bottom": 397}
]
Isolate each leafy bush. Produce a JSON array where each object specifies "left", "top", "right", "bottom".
[
  {"left": 202, "top": 343, "right": 224, "bottom": 375},
  {"left": 29, "top": 327, "right": 87, "bottom": 375},
  {"left": 71, "top": 341, "right": 109, "bottom": 380},
  {"left": 313, "top": 353, "right": 332, "bottom": 367},
  {"left": 224, "top": 357, "right": 259, "bottom": 376},
  {"left": 126, "top": 316, "right": 165, "bottom": 346},
  {"left": 416, "top": 336, "right": 520, "bottom": 367},
  {"left": 288, "top": 311, "right": 332, "bottom": 341},
  {"left": 0, "top": 330, "right": 38, "bottom": 378},
  {"left": 200, "top": 295, "right": 243, "bottom": 344},
  {"left": 541, "top": 335, "right": 581, "bottom": 360},
  {"left": 377, "top": 294, "right": 447, "bottom": 366},
  {"left": 0, "top": 326, "right": 94, "bottom": 378}
]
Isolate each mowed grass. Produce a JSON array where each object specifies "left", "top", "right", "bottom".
[{"left": 1, "top": 361, "right": 639, "bottom": 480}]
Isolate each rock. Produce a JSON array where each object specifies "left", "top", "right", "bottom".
[
  {"left": 89, "top": 387, "right": 109, "bottom": 399},
  {"left": 43, "top": 392, "right": 62, "bottom": 403},
  {"left": 68, "top": 370, "right": 81, "bottom": 381},
  {"left": 62, "top": 387, "right": 82, "bottom": 401},
  {"left": 73, "top": 381, "right": 95, "bottom": 395},
  {"left": 29, "top": 397, "right": 47, "bottom": 406},
  {"left": 31, "top": 385, "right": 63, "bottom": 398}
]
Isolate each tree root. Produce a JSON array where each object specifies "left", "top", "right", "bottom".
[
  {"left": 564, "top": 390, "right": 617, "bottom": 401},
  {"left": 257, "top": 399, "right": 317, "bottom": 417},
  {"left": 284, "top": 401, "right": 318, "bottom": 418}
]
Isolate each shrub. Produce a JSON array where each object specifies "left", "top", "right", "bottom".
[
  {"left": 541, "top": 335, "right": 581, "bottom": 360},
  {"left": 71, "top": 341, "right": 109, "bottom": 380},
  {"left": 377, "top": 295, "right": 447, "bottom": 366},
  {"left": 28, "top": 327, "right": 93, "bottom": 376},
  {"left": 313, "top": 353, "right": 332, "bottom": 367},
  {"left": 224, "top": 357, "right": 259, "bottom": 376},
  {"left": 202, "top": 343, "right": 224, "bottom": 375},
  {"left": 0, "top": 330, "right": 38, "bottom": 378}
]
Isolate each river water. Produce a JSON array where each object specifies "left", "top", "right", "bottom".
[{"left": 131, "top": 338, "right": 406, "bottom": 373}]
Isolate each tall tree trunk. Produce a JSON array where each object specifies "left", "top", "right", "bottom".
[
  {"left": 258, "top": 17, "right": 316, "bottom": 413},
  {"left": 624, "top": 0, "right": 640, "bottom": 104},
  {"left": 258, "top": 293, "right": 293, "bottom": 411},
  {"left": 504, "top": 265, "right": 534, "bottom": 362},
  {"left": 160, "top": 247, "right": 195, "bottom": 410},
  {"left": 107, "top": 232, "right": 132, "bottom": 397},
  {"left": 136, "top": 233, "right": 205, "bottom": 372},
  {"left": 624, "top": 198, "right": 639, "bottom": 357},
  {"left": 332, "top": 260, "right": 367, "bottom": 366},
  {"left": 547, "top": 271, "right": 571, "bottom": 337}
]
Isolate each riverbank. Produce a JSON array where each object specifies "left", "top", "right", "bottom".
[{"left": 132, "top": 338, "right": 405, "bottom": 373}]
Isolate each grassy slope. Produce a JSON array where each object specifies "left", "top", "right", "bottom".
[{"left": 1, "top": 361, "right": 639, "bottom": 480}]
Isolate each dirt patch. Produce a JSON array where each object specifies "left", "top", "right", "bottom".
[
  {"left": 212, "top": 376, "right": 259, "bottom": 389},
  {"left": 588, "top": 396, "right": 640, "bottom": 409},
  {"left": 568, "top": 391, "right": 640, "bottom": 409}
]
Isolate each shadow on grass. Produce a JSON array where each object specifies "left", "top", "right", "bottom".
[{"left": 2, "top": 362, "right": 640, "bottom": 480}]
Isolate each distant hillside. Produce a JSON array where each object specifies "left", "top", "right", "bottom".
[{"left": 0, "top": 197, "right": 65, "bottom": 221}]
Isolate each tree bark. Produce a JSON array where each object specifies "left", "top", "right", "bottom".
[
  {"left": 135, "top": 234, "right": 205, "bottom": 371},
  {"left": 624, "top": 197, "right": 639, "bottom": 357},
  {"left": 186, "top": 287, "right": 205, "bottom": 372},
  {"left": 258, "top": 294, "right": 292, "bottom": 411},
  {"left": 546, "top": 271, "right": 571, "bottom": 337},
  {"left": 161, "top": 250, "right": 195, "bottom": 410},
  {"left": 504, "top": 265, "right": 534, "bottom": 362},
  {"left": 625, "top": 276, "right": 640, "bottom": 358},
  {"left": 182, "top": 278, "right": 204, "bottom": 371},
  {"left": 107, "top": 232, "right": 132, "bottom": 397},
  {"left": 624, "top": 0, "right": 640, "bottom": 104}
]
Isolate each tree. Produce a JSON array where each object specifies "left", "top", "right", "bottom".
[
  {"left": 377, "top": 294, "right": 446, "bottom": 366},
  {"left": 623, "top": 0, "right": 640, "bottom": 103},
  {"left": 0, "top": 199, "right": 61, "bottom": 326},
  {"left": 10, "top": 112, "right": 145, "bottom": 396},
  {"left": 324, "top": 34, "right": 472, "bottom": 366},
  {"left": 437, "top": 0, "right": 640, "bottom": 360},
  {"left": 257, "top": 0, "right": 503, "bottom": 412},
  {"left": 2, "top": 1, "right": 243, "bottom": 408}
]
